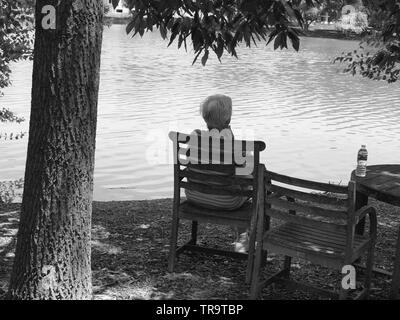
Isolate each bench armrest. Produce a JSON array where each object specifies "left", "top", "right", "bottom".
[{"left": 354, "top": 205, "right": 377, "bottom": 240}]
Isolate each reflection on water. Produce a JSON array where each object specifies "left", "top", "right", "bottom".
[{"left": 1, "top": 24, "right": 399, "bottom": 201}]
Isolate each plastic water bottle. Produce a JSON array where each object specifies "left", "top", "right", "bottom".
[{"left": 355, "top": 145, "right": 368, "bottom": 177}]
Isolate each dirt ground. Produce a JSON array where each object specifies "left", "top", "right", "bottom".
[{"left": 0, "top": 198, "right": 399, "bottom": 300}]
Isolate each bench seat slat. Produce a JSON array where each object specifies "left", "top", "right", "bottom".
[
  {"left": 272, "top": 223, "right": 368, "bottom": 249},
  {"left": 264, "top": 222, "right": 370, "bottom": 259},
  {"left": 178, "top": 201, "right": 252, "bottom": 228},
  {"left": 281, "top": 223, "right": 350, "bottom": 245}
]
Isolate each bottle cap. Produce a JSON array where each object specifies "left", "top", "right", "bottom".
[{"left": 361, "top": 144, "right": 366, "bottom": 148}]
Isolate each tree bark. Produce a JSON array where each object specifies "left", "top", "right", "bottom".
[{"left": 8, "top": 0, "right": 103, "bottom": 299}]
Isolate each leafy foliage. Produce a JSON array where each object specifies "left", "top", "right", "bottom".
[
  {"left": 0, "top": 0, "right": 34, "bottom": 94},
  {"left": 321, "top": 0, "right": 346, "bottom": 21},
  {"left": 335, "top": 10, "right": 369, "bottom": 34},
  {"left": 299, "top": 2, "right": 322, "bottom": 31},
  {"left": 0, "top": 178, "right": 24, "bottom": 204},
  {"left": 0, "top": 108, "right": 24, "bottom": 123},
  {"left": 335, "top": 0, "right": 400, "bottom": 82},
  {"left": 0, "top": 0, "right": 34, "bottom": 123},
  {"left": 122, "top": 0, "right": 316, "bottom": 65}
]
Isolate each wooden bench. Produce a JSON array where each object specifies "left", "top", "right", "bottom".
[
  {"left": 168, "top": 131, "right": 266, "bottom": 284},
  {"left": 250, "top": 168, "right": 377, "bottom": 299}
]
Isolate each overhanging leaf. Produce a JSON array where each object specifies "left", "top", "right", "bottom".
[{"left": 112, "top": 0, "right": 120, "bottom": 9}]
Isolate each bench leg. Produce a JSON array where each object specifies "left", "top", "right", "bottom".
[
  {"left": 390, "top": 226, "right": 400, "bottom": 299},
  {"left": 354, "top": 192, "right": 368, "bottom": 267},
  {"left": 250, "top": 210, "right": 267, "bottom": 299},
  {"left": 355, "top": 191, "right": 368, "bottom": 236},
  {"left": 283, "top": 256, "right": 292, "bottom": 279},
  {"left": 246, "top": 226, "right": 256, "bottom": 285},
  {"left": 190, "top": 221, "right": 198, "bottom": 245},
  {"left": 364, "top": 243, "right": 375, "bottom": 299},
  {"left": 168, "top": 214, "right": 180, "bottom": 273},
  {"left": 260, "top": 215, "right": 270, "bottom": 271},
  {"left": 339, "top": 287, "right": 349, "bottom": 300},
  {"left": 250, "top": 248, "right": 265, "bottom": 300}
]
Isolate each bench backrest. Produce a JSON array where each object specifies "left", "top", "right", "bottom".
[
  {"left": 169, "top": 131, "right": 266, "bottom": 199},
  {"left": 264, "top": 170, "right": 356, "bottom": 230}
]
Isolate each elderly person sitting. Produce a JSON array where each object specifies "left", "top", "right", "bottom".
[{"left": 185, "top": 94, "right": 250, "bottom": 252}]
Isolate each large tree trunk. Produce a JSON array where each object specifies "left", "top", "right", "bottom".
[{"left": 8, "top": 0, "right": 103, "bottom": 299}]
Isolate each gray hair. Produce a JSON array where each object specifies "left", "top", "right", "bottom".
[{"left": 200, "top": 94, "right": 232, "bottom": 130}]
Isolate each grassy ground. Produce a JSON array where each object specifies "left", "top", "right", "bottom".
[{"left": 0, "top": 198, "right": 399, "bottom": 300}]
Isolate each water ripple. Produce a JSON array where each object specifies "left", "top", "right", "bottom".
[{"left": 1, "top": 25, "right": 399, "bottom": 200}]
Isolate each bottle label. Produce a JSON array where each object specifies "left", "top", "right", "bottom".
[
  {"left": 356, "top": 161, "right": 367, "bottom": 177},
  {"left": 357, "top": 151, "right": 368, "bottom": 161},
  {"left": 358, "top": 160, "right": 367, "bottom": 166}
]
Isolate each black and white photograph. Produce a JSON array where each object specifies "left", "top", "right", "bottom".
[{"left": 1, "top": 0, "right": 400, "bottom": 306}]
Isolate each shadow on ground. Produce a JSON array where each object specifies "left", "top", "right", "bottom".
[{"left": 0, "top": 199, "right": 398, "bottom": 299}]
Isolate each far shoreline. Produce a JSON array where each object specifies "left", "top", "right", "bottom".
[
  {"left": 300, "top": 28, "right": 363, "bottom": 41},
  {"left": 105, "top": 17, "right": 363, "bottom": 42}
]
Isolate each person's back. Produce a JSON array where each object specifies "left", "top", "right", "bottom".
[
  {"left": 185, "top": 95, "right": 247, "bottom": 211},
  {"left": 184, "top": 94, "right": 249, "bottom": 252},
  {"left": 185, "top": 127, "right": 247, "bottom": 210}
]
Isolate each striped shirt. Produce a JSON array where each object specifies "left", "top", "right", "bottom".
[{"left": 184, "top": 129, "right": 248, "bottom": 211}]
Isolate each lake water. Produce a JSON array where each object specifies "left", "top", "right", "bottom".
[{"left": 1, "top": 24, "right": 399, "bottom": 201}]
